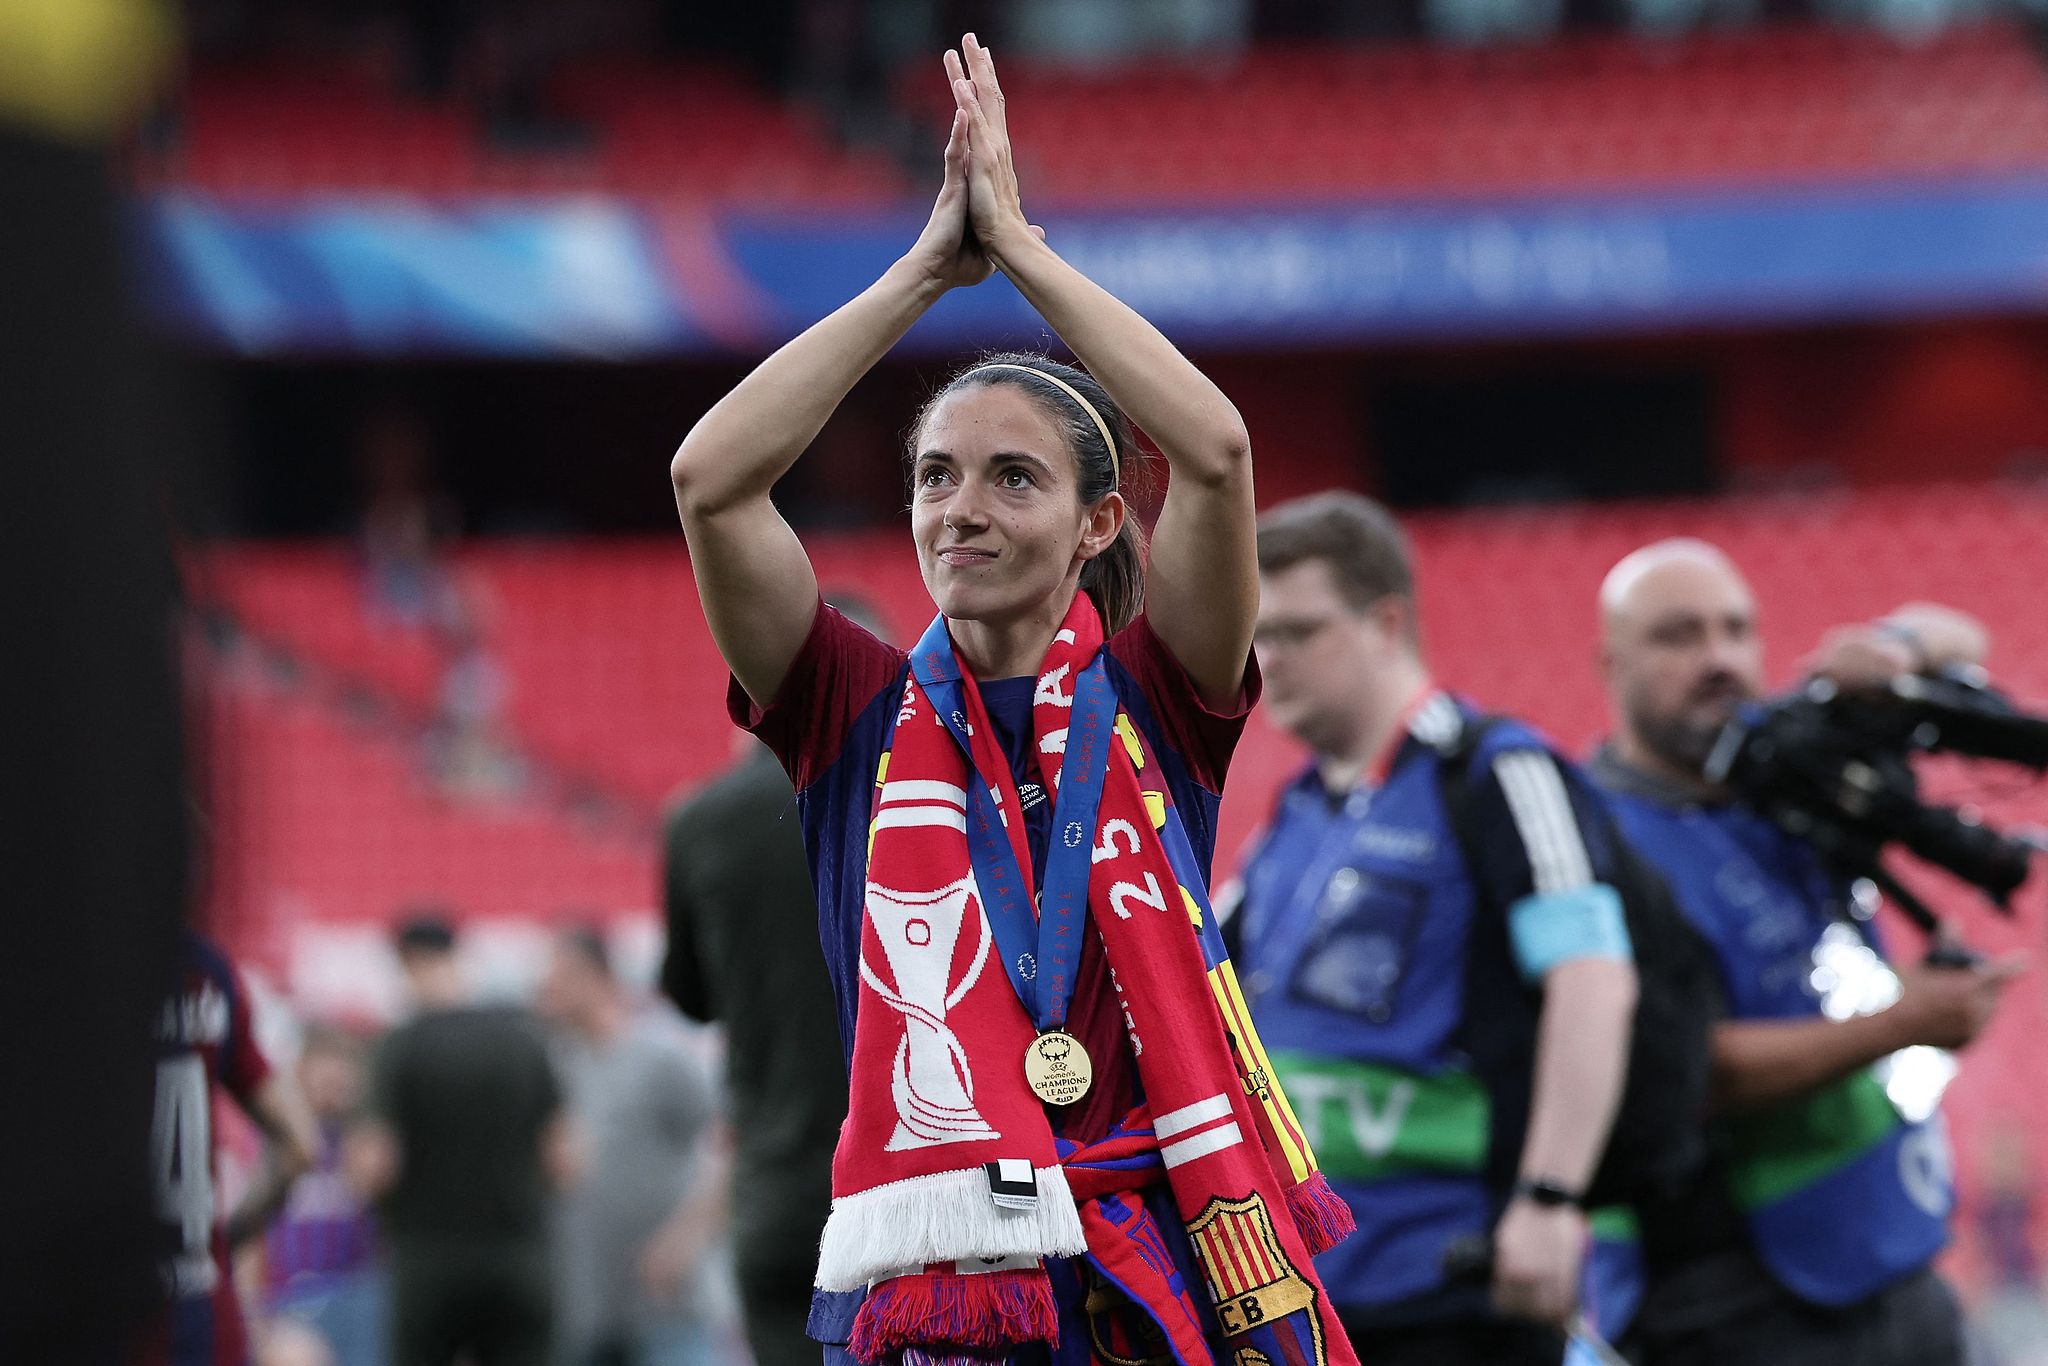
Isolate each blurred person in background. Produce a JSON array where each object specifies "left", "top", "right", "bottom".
[
  {"left": 659, "top": 605, "right": 880, "bottom": 1366},
  {"left": 139, "top": 930, "right": 320, "bottom": 1366},
  {"left": 357, "top": 406, "right": 461, "bottom": 632},
  {"left": 1227, "top": 492, "right": 1639, "bottom": 1365},
  {"left": 671, "top": 33, "right": 1359, "bottom": 1366},
  {"left": 256, "top": 1023, "right": 386, "bottom": 1366},
  {"left": 1971, "top": 1123, "right": 2048, "bottom": 1366},
  {"left": 1588, "top": 539, "right": 2021, "bottom": 1366},
  {"left": 347, "top": 914, "right": 571, "bottom": 1366},
  {"left": 540, "top": 925, "right": 729, "bottom": 1366}
]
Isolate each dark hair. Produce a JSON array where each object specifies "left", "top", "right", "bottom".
[
  {"left": 557, "top": 922, "right": 612, "bottom": 979},
  {"left": 1256, "top": 491, "right": 1417, "bottom": 626},
  {"left": 910, "top": 352, "right": 1150, "bottom": 633},
  {"left": 393, "top": 910, "right": 456, "bottom": 957}
]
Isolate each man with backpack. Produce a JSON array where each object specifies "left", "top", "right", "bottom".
[
  {"left": 1587, "top": 538, "right": 2021, "bottom": 1366},
  {"left": 1228, "top": 493, "right": 1653, "bottom": 1366}
]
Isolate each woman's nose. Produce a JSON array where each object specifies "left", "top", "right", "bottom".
[{"left": 944, "top": 486, "right": 990, "bottom": 530}]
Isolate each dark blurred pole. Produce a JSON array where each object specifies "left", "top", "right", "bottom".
[{"left": 0, "top": 3, "right": 187, "bottom": 1358}]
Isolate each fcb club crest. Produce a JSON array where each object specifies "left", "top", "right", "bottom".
[{"left": 1187, "top": 1194, "right": 1326, "bottom": 1365}]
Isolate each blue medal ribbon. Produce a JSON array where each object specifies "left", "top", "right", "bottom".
[{"left": 910, "top": 616, "right": 1118, "bottom": 1033}]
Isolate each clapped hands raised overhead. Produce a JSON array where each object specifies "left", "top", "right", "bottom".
[{"left": 909, "top": 34, "right": 1045, "bottom": 292}]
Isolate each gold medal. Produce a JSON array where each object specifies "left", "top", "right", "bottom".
[{"left": 1024, "top": 1030, "right": 1093, "bottom": 1106}]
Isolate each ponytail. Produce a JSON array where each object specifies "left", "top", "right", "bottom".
[{"left": 1081, "top": 516, "right": 1147, "bottom": 635}]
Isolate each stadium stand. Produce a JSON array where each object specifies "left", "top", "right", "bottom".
[
  {"left": 198, "top": 480, "right": 2048, "bottom": 926},
  {"left": 146, "top": 22, "right": 2048, "bottom": 203},
  {"left": 962, "top": 22, "right": 2048, "bottom": 203},
  {"left": 147, "top": 53, "right": 908, "bottom": 202}
]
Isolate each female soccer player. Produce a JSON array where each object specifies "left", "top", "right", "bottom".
[{"left": 672, "top": 36, "right": 1357, "bottom": 1366}]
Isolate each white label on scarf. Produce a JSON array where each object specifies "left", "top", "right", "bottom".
[{"left": 984, "top": 1159, "right": 1040, "bottom": 1211}]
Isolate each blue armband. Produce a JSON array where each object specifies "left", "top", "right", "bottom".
[{"left": 1507, "top": 883, "right": 1632, "bottom": 983}]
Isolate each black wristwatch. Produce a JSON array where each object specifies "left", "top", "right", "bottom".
[{"left": 1512, "top": 1176, "right": 1585, "bottom": 1209}]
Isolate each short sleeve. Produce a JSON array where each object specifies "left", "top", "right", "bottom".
[
  {"left": 219, "top": 964, "right": 271, "bottom": 1103},
  {"left": 726, "top": 601, "right": 908, "bottom": 791},
  {"left": 1468, "top": 748, "right": 1609, "bottom": 901},
  {"left": 1465, "top": 746, "right": 1633, "bottom": 980},
  {"left": 1105, "top": 613, "right": 1262, "bottom": 792}
]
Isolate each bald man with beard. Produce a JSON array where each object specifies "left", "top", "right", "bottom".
[{"left": 1584, "top": 538, "right": 2021, "bottom": 1366}]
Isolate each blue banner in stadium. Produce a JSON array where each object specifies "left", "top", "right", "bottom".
[{"left": 137, "top": 177, "right": 2048, "bottom": 355}]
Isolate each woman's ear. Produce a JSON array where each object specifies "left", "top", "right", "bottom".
[{"left": 1077, "top": 492, "right": 1126, "bottom": 562}]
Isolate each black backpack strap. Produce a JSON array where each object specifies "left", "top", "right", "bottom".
[
  {"left": 1430, "top": 712, "right": 1504, "bottom": 913},
  {"left": 1426, "top": 714, "right": 1547, "bottom": 1201}
]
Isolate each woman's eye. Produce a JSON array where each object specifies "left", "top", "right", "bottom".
[
  {"left": 1001, "top": 469, "right": 1032, "bottom": 488},
  {"left": 920, "top": 469, "right": 948, "bottom": 488}
]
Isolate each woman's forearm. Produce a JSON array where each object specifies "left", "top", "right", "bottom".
[
  {"left": 988, "top": 230, "right": 1250, "bottom": 484},
  {"left": 671, "top": 258, "right": 948, "bottom": 517}
]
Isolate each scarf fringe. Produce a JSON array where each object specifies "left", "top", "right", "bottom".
[
  {"left": 815, "top": 1165, "right": 1087, "bottom": 1293},
  {"left": 1286, "top": 1172, "right": 1356, "bottom": 1256},
  {"left": 848, "top": 1269, "right": 1058, "bottom": 1362}
]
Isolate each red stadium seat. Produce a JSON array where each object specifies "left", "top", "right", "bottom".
[{"left": 145, "top": 20, "right": 2048, "bottom": 206}]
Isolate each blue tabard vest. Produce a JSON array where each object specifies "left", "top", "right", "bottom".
[
  {"left": 1233, "top": 708, "right": 1550, "bottom": 1317},
  {"left": 1594, "top": 771, "right": 1952, "bottom": 1310}
]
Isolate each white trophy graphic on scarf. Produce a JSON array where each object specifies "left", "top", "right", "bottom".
[{"left": 861, "top": 871, "right": 999, "bottom": 1150}]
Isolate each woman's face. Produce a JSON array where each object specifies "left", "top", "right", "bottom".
[{"left": 911, "top": 385, "right": 1111, "bottom": 629}]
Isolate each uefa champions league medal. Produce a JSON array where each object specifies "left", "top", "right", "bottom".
[
  {"left": 912, "top": 618, "right": 1118, "bottom": 1115},
  {"left": 1024, "top": 1029, "right": 1093, "bottom": 1105}
]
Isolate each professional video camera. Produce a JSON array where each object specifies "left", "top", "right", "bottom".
[{"left": 1704, "top": 671, "right": 2048, "bottom": 942}]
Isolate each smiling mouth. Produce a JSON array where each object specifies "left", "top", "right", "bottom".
[{"left": 938, "top": 547, "right": 998, "bottom": 566}]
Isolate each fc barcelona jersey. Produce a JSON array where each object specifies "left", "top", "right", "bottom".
[
  {"left": 730, "top": 601, "right": 1263, "bottom": 1360},
  {"left": 134, "top": 932, "right": 271, "bottom": 1366}
]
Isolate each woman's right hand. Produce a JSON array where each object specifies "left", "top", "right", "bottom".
[{"left": 904, "top": 108, "right": 996, "bottom": 292}]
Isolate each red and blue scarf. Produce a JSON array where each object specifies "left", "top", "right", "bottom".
[{"left": 820, "top": 593, "right": 1356, "bottom": 1366}]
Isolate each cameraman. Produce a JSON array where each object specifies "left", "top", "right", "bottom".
[{"left": 1589, "top": 537, "right": 2024, "bottom": 1366}]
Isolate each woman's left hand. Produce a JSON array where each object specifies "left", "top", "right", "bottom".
[{"left": 946, "top": 34, "right": 1043, "bottom": 268}]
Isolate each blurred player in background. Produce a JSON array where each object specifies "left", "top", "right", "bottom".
[
  {"left": 1229, "top": 493, "right": 1637, "bottom": 1365},
  {"left": 1589, "top": 539, "right": 2021, "bottom": 1366},
  {"left": 140, "top": 930, "right": 318, "bottom": 1366},
  {"left": 672, "top": 33, "right": 1359, "bottom": 1366},
  {"left": 256, "top": 1023, "right": 384, "bottom": 1366},
  {"left": 348, "top": 915, "right": 571, "bottom": 1366},
  {"left": 659, "top": 605, "right": 884, "bottom": 1366},
  {"left": 542, "top": 924, "right": 728, "bottom": 1366}
]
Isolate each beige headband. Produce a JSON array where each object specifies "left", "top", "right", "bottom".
[{"left": 971, "top": 363, "right": 1120, "bottom": 484}]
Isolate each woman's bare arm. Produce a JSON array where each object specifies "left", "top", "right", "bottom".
[
  {"left": 949, "top": 38, "right": 1256, "bottom": 706},
  {"left": 672, "top": 109, "right": 990, "bottom": 706}
]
